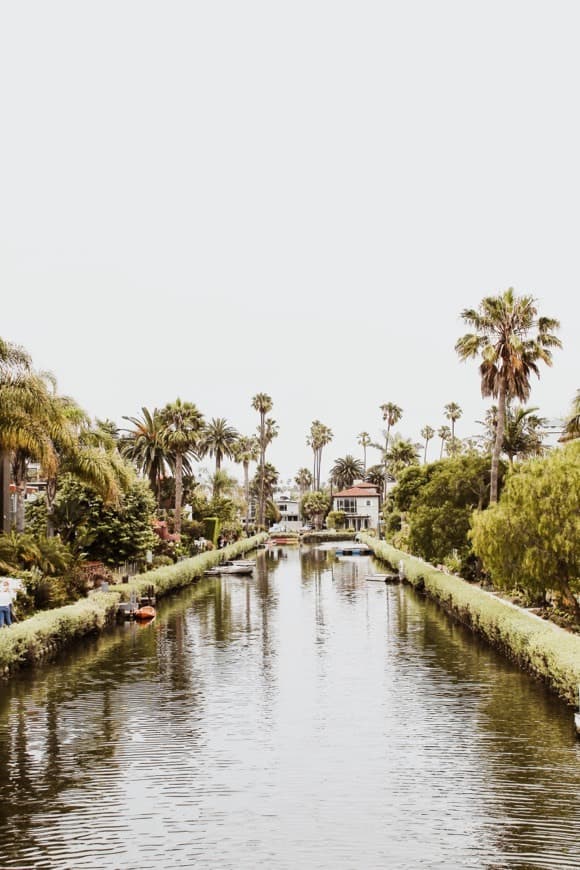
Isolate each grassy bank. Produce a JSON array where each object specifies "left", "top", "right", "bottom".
[
  {"left": 0, "top": 534, "right": 266, "bottom": 676},
  {"left": 360, "top": 534, "right": 580, "bottom": 707},
  {"left": 301, "top": 530, "right": 357, "bottom": 544}
]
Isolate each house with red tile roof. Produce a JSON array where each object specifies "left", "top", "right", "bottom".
[{"left": 331, "top": 481, "right": 380, "bottom": 531}]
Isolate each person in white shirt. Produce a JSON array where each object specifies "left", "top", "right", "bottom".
[{"left": 0, "top": 579, "right": 16, "bottom": 627}]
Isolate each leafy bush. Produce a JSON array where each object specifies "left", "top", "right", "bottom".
[
  {"left": 470, "top": 443, "right": 580, "bottom": 615},
  {"left": 326, "top": 510, "right": 346, "bottom": 530},
  {"left": 203, "top": 517, "right": 220, "bottom": 545}
]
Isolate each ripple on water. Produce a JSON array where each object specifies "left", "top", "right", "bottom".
[{"left": 0, "top": 551, "right": 578, "bottom": 869}]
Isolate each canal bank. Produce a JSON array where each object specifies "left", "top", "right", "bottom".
[
  {"left": 360, "top": 533, "right": 580, "bottom": 706},
  {"left": 0, "top": 534, "right": 266, "bottom": 676}
]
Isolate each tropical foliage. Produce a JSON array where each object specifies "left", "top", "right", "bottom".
[
  {"left": 470, "top": 442, "right": 579, "bottom": 617},
  {"left": 456, "top": 288, "right": 561, "bottom": 501},
  {"left": 330, "top": 455, "right": 364, "bottom": 490},
  {"left": 307, "top": 420, "right": 333, "bottom": 491}
]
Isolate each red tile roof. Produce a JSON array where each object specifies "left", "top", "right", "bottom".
[{"left": 333, "top": 485, "right": 380, "bottom": 498}]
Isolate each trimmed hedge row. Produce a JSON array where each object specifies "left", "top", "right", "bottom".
[
  {"left": 360, "top": 534, "right": 580, "bottom": 706},
  {"left": 0, "top": 534, "right": 267, "bottom": 676}
]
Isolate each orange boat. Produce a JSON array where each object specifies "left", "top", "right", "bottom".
[{"left": 134, "top": 605, "right": 156, "bottom": 620}]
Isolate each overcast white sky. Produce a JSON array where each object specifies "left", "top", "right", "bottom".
[{"left": 1, "top": 1, "right": 578, "bottom": 484}]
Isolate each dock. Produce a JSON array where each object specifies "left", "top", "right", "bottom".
[{"left": 335, "top": 546, "right": 372, "bottom": 556}]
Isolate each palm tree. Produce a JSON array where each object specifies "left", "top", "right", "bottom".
[
  {"left": 330, "top": 455, "right": 365, "bottom": 490},
  {"left": 437, "top": 425, "right": 451, "bottom": 459},
  {"left": 386, "top": 437, "right": 419, "bottom": 480},
  {"left": 294, "top": 468, "right": 312, "bottom": 512},
  {"left": 357, "top": 432, "right": 372, "bottom": 475},
  {"left": 502, "top": 405, "right": 547, "bottom": 464},
  {"left": 307, "top": 420, "right": 333, "bottom": 490},
  {"left": 199, "top": 417, "right": 239, "bottom": 472},
  {"left": 232, "top": 435, "right": 260, "bottom": 528},
  {"left": 560, "top": 390, "right": 580, "bottom": 442},
  {"left": 158, "top": 399, "right": 205, "bottom": 535},
  {"left": 365, "top": 465, "right": 385, "bottom": 490},
  {"left": 379, "top": 403, "right": 402, "bottom": 500},
  {"left": 456, "top": 288, "right": 561, "bottom": 502},
  {"left": 420, "top": 426, "right": 435, "bottom": 464},
  {"left": 252, "top": 393, "right": 273, "bottom": 528},
  {"left": 121, "top": 407, "right": 171, "bottom": 504},
  {"left": 444, "top": 402, "right": 462, "bottom": 439}
]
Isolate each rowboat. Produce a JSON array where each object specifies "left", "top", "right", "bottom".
[{"left": 134, "top": 605, "right": 156, "bottom": 620}]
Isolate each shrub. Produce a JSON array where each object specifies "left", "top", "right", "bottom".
[{"left": 203, "top": 517, "right": 221, "bottom": 546}]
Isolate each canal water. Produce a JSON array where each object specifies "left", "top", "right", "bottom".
[{"left": 0, "top": 545, "right": 578, "bottom": 869}]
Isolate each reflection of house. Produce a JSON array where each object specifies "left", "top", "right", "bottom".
[
  {"left": 331, "top": 482, "right": 380, "bottom": 531},
  {"left": 273, "top": 494, "right": 301, "bottom": 531}
]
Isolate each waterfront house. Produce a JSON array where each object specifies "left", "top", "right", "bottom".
[{"left": 331, "top": 481, "right": 380, "bottom": 531}]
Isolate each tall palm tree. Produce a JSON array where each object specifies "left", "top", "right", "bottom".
[
  {"left": 379, "top": 403, "right": 402, "bottom": 499},
  {"left": 357, "top": 432, "right": 372, "bottom": 475},
  {"left": 456, "top": 288, "right": 561, "bottom": 502},
  {"left": 158, "top": 399, "right": 205, "bottom": 535},
  {"left": 444, "top": 402, "right": 462, "bottom": 439},
  {"left": 330, "top": 455, "right": 365, "bottom": 490},
  {"left": 252, "top": 393, "right": 273, "bottom": 528},
  {"left": 199, "top": 417, "right": 239, "bottom": 472},
  {"left": 437, "top": 425, "right": 451, "bottom": 459},
  {"left": 365, "top": 465, "right": 385, "bottom": 490},
  {"left": 420, "top": 425, "right": 435, "bottom": 464},
  {"left": 294, "top": 468, "right": 312, "bottom": 507},
  {"left": 307, "top": 420, "right": 333, "bottom": 490},
  {"left": 121, "top": 407, "right": 171, "bottom": 504}
]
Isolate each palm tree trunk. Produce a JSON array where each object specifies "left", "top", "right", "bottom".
[
  {"left": 490, "top": 381, "right": 506, "bottom": 504},
  {"left": 423, "top": 440, "right": 428, "bottom": 464},
  {"left": 363, "top": 445, "right": 367, "bottom": 476},
  {"left": 216, "top": 453, "right": 221, "bottom": 472},
  {"left": 46, "top": 476, "right": 57, "bottom": 537},
  {"left": 243, "top": 460, "right": 250, "bottom": 529},
  {"left": 12, "top": 452, "right": 27, "bottom": 533},
  {"left": 174, "top": 452, "right": 183, "bottom": 535},
  {"left": 0, "top": 451, "right": 11, "bottom": 533},
  {"left": 384, "top": 424, "right": 391, "bottom": 500},
  {"left": 440, "top": 438, "right": 444, "bottom": 459}
]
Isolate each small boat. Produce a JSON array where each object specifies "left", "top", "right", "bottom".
[
  {"left": 134, "top": 605, "right": 156, "bottom": 620},
  {"left": 365, "top": 573, "right": 400, "bottom": 583},
  {"left": 204, "top": 561, "right": 254, "bottom": 576},
  {"left": 230, "top": 559, "right": 256, "bottom": 567}
]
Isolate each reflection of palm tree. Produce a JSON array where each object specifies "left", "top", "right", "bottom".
[{"left": 456, "top": 288, "right": 561, "bottom": 502}]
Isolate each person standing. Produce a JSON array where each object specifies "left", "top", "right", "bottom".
[{"left": 0, "top": 580, "right": 14, "bottom": 628}]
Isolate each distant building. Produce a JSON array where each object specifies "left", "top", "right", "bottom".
[
  {"left": 273, "top": 493, "right": 301, "bottom": 531},
  {"left": 331, "top": 481, "right": 380, "bottom": 531}
]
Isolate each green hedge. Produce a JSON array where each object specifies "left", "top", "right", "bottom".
[
  {"left": 360, "top": 534, "right": 580, "bottom": 706},
  {"left": 0, "top": 534, "right": 266, "bottom": 676}
]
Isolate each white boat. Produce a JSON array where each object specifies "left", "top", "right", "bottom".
[
  {"left": 230, "top": 559, "right": 256, "bottom": 567},
  {"left": 204, "top": 561, "right": 254, "bottom": 576}
]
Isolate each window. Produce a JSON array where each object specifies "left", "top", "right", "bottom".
[
  {"left": 366, "top": 500, "right": 371, "bottom": 506},
  {"left": 279, "top": 504, "right": 287, "bottom": 511},
  {"left": 336, "top": 498, "right": 356, "bottom": 514}
]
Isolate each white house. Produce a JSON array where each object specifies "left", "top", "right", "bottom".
[
  {"left": 331, "top": 481, "right": 380, "bottom": 531},
  {"left": 273, "top": 494, "right": 301, "bottom": 531}
]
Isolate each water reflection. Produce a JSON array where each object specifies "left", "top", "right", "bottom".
[{"left": 0, "top": 546, "right": 577, "bottom": 869}]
